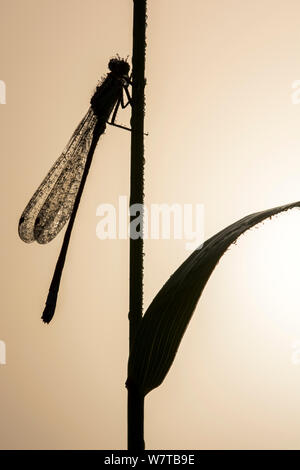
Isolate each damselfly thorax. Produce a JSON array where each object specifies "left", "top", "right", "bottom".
[{"left": 91, "top": 62, "right": 131, "bottom": 122}]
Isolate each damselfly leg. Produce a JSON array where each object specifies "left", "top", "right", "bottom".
[{"left": 108, "top": 80, "right": 132, "bottom": 131}]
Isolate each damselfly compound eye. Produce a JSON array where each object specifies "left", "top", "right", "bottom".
[{"left": 108, "top": 58, "right": 130, "bottom": 77}]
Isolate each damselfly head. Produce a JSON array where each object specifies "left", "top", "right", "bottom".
[{"left": 108, "top": 57, "right": 130, "bottom": 77}]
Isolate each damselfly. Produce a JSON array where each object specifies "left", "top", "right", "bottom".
[{"left": 18, "top": 57, "right": 132, "bottom": 323}]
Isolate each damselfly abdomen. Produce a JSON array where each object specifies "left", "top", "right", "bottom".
[
  {"left": 18, "top": 57, "right": 131, "bottom": 244},
  {"left": 18, "top": 57, "right": 131, "bottom": 323}
]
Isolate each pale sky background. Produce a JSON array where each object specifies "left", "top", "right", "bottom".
[{"left": 2, "top": 0, "right": 300, "bottom": 450}]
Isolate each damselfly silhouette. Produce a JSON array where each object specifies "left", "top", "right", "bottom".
[{"left": 18, "top": 57, "right": 132, "bottom": 323}]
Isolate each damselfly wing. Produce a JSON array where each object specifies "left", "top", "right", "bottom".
[{"left": 19, "top": 109, "right": 97, "bottom": 243}]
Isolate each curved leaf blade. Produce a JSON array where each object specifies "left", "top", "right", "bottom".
[{"left": 128, "top": 201, "right": 300, "bottom": 395}]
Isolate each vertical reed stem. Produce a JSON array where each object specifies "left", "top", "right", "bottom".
[{"left": 127, "top": 0, "right": 147, "bottom": 451}]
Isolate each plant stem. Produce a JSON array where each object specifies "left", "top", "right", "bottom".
[{"left": 127, "top": 0, "right": 147, "bottom": 451}]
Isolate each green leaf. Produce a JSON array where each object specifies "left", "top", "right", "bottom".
[{"left": 127, "top": 201, "right": 300, "bottom": 396}]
